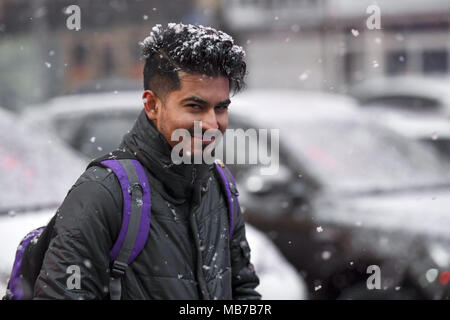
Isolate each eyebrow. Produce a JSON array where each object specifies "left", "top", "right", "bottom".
[
  {"left": 181, "top": 96, "right": 231, "bottom": 106},
  {"left": 217, "top": 98, "right": 231, "bottom": 106}
]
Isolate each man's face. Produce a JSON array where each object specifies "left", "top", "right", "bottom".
[{"left": 143, "top": 72, "right": 230, "bottom": 156}]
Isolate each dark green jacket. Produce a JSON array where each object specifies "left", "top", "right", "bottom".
[{"left": 32, "top": 109, "right": 260, "bottom": 300}]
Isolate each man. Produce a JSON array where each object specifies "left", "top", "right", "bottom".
[{"left": 32, "top": 23, "right": 261, "bottom": 300}]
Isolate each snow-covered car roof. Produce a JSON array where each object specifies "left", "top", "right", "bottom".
[
  {"left": 20, "top": 89, "right": 360, "bottom": 139},
  {"left": 230, "top": 89, "right": 360, "bottom": 126},
  {"left": 360, "top": 106, "right": 450, "bottom": 139},
  {"left": 20, "top": 92, "right": 144, "bottom": 153},
  {"left": 22, "top": 91, "right": 143, "bottom": 119},
  {"left": 349, "top": 76, "right": 450, "bottom": 114},
  {"left": 24, "top": 89, "right": 359, "bottom": 118}
]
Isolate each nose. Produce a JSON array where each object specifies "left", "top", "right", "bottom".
[{"left": 200, "top": 108, "right": 219, "bottom": 131}]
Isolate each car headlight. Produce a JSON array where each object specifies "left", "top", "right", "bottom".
[{"left": 428, "top": 242, "right": 450, "bottom": 268}]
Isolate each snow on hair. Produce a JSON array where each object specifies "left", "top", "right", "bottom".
[{"left": 139, "top": 23, "right": 247, "bottom": 93}]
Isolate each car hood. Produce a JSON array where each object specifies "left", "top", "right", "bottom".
[{"left": 315, "top": 188, "right": 450, "bottom": 238}]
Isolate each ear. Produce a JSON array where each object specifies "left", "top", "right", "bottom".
[{"left": 142, "top": 90, "right": 160, "bottom": 120}]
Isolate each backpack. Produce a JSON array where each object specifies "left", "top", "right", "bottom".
[{"left": 3, "top": 154, "right": 239, "bottom": 300}]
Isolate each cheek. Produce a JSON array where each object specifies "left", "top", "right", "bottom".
[
  {"left": 160, "top": 109, "right": 194, "bottom": 146},
  {"left": 158, "top": 110, "right": 175, "bottom": 143},
  {"left": 171, "top": 114, "right": 194, "bottom": 132}
]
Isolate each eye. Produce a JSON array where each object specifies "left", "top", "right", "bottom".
[
  {"left": 215, "top": 105, "right": 229, "bottom": 111},
  {"left": 187, "top": 104, "right": 203, "bottom": 110}
]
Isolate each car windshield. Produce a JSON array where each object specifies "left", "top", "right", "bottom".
[
  {"left": 73, "top": 113, "right": 137, "bottom": 158},
  {"left": 0, "top": 111, "right": 85, "bottom": 214},
  {"left": 285, "top": 119, "right": 450, "bottom": 193}
]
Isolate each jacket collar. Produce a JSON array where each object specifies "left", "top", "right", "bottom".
[{"left": 120, "top": 109, "right": 212, "bottom": 204}]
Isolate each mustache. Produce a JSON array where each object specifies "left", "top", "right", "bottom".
[{"left": 186, "top": 127, "right": 221, "bottom": 137}]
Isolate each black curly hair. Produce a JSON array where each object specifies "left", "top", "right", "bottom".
[{"left": 140, "top": 23, "right": 247, "bottom": 98}]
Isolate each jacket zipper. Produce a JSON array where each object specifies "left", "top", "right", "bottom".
[
  {"left": 189, "top": 167, "right": 211, "bottom": 299},
  {"left": 189, "top": 210, "right": 210, "bottom": 300}
]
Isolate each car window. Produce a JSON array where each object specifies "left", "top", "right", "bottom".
[
  {"left": 53, "top": 114, "right": 86, "bottom": 147},
  {"left": 51, "top": 110, "right": 139, "bottom": 159},
  {"left": 361, "top": 95, "right": 442, "bottom": 112},
  {"left": 223, "top": 117, "right": 313, "bottom": 192},
  {"left": 285, "top": 119, "right": 450, "bottom": 192},
  {"left": 223, "top": 117, "right": 285, "bottom": 179},
  {"left": 75, "top": 115, "right": 137, "bottom": 158},
  {"left": 421, "top": 138, "right": 450, "bottom": 161}
]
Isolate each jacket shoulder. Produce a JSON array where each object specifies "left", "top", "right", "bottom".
[{"left": 69, "top": 165, "right": 123, "bottom": 209}]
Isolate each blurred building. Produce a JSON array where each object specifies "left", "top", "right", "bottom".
[
  {"left": 0, "top": 0, "right": 215, "bottom": 111},
  {"left": 0, "top": 0, "right": 449, "bottom": 110},
  {"left": 221, "top": 0, "right": 450, "bottom": 93}
]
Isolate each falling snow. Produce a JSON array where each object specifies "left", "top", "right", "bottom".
[
  {"left": 431, "top": 132, "right": 439, "bottom": 140},
  {"left": 299, "top": 71, "right": 310, "bottom": 81},
  {"left": 321, "top": 251, "right": 331, "bottom": 260},
  {"left": 351, "top": 29, "right": 359, "bottom": 37},
  {"left": 426, "top": 269, "right": 438, "bottom": 282},
  {"left": 83, "top": 259, "right": 92, "bottom": 269}
]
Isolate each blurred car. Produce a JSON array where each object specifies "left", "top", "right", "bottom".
[
  {"left": 349, "top": 76, "right": 450, "bottom": 159},
  {"left": 0, "top": 108, "right": 86, "bottom": 295},
  {"left": 240, "top": 224, "right": 308, "bottom": 299},
  {"left": 21, "top": 91, "right": 143, "bottom": 160},
  {"left": 19, "top": 89, "right": 450, "bottom": 300},
  {"left": 349, "top": 76, "right": 450, "bottom": 116},
  {"left": 4, "top": 105, "right": 304, "bottom": 299},
  {"left": 64, "top": 77, "right": 141, "bottom": 95},
  {"left": 224, "top": 90, "right": 450, "bottom": 300},
  {"left": 364, "top": 110, "right": 450, "bottom": 160}
]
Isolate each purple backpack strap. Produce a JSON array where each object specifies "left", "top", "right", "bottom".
[
  {"left": 8, "top": 227, "right": 45, "bottom": 300},
  {"left": 214, "top": 159, "right": 240, "bottom": 240},
  {"left": 100, "top": 159, "right": 151, "bottom": 300}
]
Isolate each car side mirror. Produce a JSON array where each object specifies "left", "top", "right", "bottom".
[
  {"left": 237, "top": 165, "right": 308, "bottom": 216},
  {"left": 242, "top": 164, "right": 292, "bottom": 194}
]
